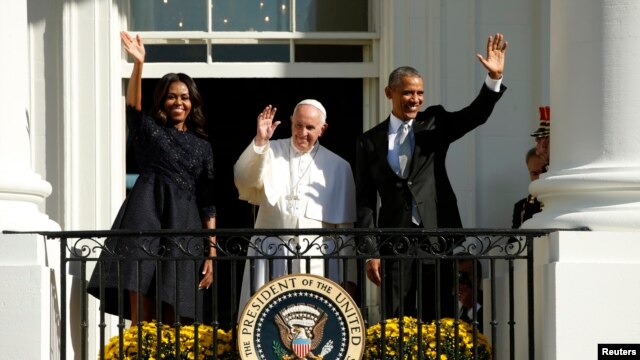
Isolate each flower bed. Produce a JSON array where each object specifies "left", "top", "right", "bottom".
[
  {"left": 104, "top": 317, "right": 490, "bottom": 359},
  {"left": 365, "top": 317, "right": 492, "bottom": 360},
  {"left": 103, "top": 321, "right": 237, "bottom": 360}
]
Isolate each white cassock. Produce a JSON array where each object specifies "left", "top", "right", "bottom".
[{"left": 234, "top": 138, "right": 356, "bottom": 311}]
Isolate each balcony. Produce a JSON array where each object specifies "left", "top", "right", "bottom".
[{"left": 10, "top": 227, "right": 565, "bottom": 359}]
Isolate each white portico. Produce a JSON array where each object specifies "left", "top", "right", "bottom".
[
  {"left": 2, "top": 0, "right": 640, "bottom": 359},
  {"left": 523, "top": 1, "right": 640, "bottom": 359}
]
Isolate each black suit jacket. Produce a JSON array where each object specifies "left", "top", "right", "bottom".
[
  {"left": 511, "top": 195, "right": 542, "bottom": 229},
  {"left": 356, "top": 84, "right": 506, "bottom": 231}
]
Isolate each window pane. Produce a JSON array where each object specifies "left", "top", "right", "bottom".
[
  {"left": 212, "top": 44, "right": 289, "bottom": 62},
  {"left": 212, "top": 0, "right": 290, "bottom": 31},
  {"left": 130, "top": 0, "right": 207, "bottom": 31},
  {"left": 296, "top": 0, "right": 368, "bottom": 32},
  {"left": 295, "top": 45, "right": 363, "bottom": 62},
  {"left": 145, "top": 45, "right": 207, "bottom": 62}
]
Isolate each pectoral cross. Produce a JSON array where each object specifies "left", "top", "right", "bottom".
[{"left": 285, "top": 192, "right": 300, "bottom": 213}]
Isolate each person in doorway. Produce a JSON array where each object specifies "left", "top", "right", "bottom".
[
  {"left": 88, "top": 32, "right": 217, "bottom": 325},
  {"left": 356, "top": 33, "right": 508, "bottom": 321},
  {"left": 512, "top": 147, "right": 546, "bottom": 228},
  {"left": 234, "top": 100, "right": 356, "bottom": 311},
  {"left": 457, "top": 258, "right": 484, "bottom": 332}
]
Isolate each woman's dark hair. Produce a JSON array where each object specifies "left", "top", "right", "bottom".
[{"left": 149, "top": 72, "right": 208, "bottom": 138}]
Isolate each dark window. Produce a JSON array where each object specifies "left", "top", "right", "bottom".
[
  {"left": 145, "top": 45, "right": 207, "bottom": 63},
  {"left": 211, "top": 44, "right": 290, "bottom": 62},
  {"left": 295, "top": 45, "right": 363, "bottom": 62}
]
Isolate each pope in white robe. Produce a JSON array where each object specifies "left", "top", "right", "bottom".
[{"left": 234, "top": 100, "right": 356, "bottom": 311}]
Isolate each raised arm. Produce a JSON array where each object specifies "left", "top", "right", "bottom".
[
  {"left": 121, "top": 32, "right": 146, "bottom": 110},
  {"left": 476, "top": 33, "right": 508, "bottom": 80}
]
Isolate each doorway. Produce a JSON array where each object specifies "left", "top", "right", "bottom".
[
  {"left": 134, "top": 77, "right": 363, "bottom": 228},
  {"left": 197, "top": 77, "right": 363, "bottom": 229}
]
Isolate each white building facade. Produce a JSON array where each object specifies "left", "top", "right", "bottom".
[{"left": 1, "top": 0, "right": 639, "bottom": 359}]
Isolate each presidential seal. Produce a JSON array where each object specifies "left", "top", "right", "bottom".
[{"left": 238, "top": 274, "right": 364, "bottom": 360}]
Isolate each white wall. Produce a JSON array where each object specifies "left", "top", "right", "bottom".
[
  {"left": 541, "top": 232, "right": 640, "bottom": 360},
  {"left": 474, "top": 0, "right": 550, "bottom": 228}
]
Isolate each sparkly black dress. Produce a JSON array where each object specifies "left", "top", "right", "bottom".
[{"left": 87, "top": 106, "right": 215, "bottom": 320}]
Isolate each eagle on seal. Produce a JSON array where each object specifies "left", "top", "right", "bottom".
[{"left": 274, "top": 304, "right": 330, "bottom": 359}]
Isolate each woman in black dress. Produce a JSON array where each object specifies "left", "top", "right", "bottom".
[{"left": 88, "top": 32, "right": 216, "bottom": 325}]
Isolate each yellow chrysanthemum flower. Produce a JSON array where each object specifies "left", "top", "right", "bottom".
[
  {"left": 102, "top": 321, "right": 237, "bottom": 360},
  {"left": 365, "top": 317, "right": 492, "bottom": 360}
]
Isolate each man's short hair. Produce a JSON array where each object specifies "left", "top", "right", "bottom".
[{"left": 388, "top": 66, "right": 423, "bottom": 88}]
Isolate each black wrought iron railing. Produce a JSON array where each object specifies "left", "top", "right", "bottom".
[{"left": 13, "top": 228, "right": 563, "bottom": 359}]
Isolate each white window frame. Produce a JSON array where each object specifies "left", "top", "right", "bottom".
[{"left": 118, "top": 0, "right": 382, "bottom": 80}]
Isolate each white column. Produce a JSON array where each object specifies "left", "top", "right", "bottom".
[
  {"left": 522, "top": 2, "right": 640, "bottom": 359},
  {"left": 0, "top": 2, "right": 60, "bottom": 357},
  {"left": 0, "top": 0, "right": 58, "bottom": 231},
  {"left": 525, "top": 0, "right": 640, "bottom": 231}
]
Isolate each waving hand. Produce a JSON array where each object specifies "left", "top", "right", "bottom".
[
  {"left": 255, "top": 105, "right": 280, "bottom": 146},
  {"left": 121, "top": 32, "right": 146, "bottom": 110},
  {"left": 476, "top": 33, "right": 508, "bottom": 80},
  {"left": 120, "top": 31, "right": 145, "bottom": 64}
]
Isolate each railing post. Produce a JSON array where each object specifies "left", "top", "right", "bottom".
[
  {"left": 527, "top": 235, "right": 535, "bottom": 359},
  {"left": 508, "top": 259, "right": 515, "bottom": 360},
  {"left": 490, "top": 259, "right": 498, "bottom": 360},
  {"left": 81, "top": 257, "right": 88, "bottom": 359},
  {"left": 60, "top": 236, "right": 67, "bottom": 360}
]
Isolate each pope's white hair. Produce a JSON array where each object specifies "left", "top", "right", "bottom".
[{"left": 294, "top": 99, "right": 327, "bottom": 123}]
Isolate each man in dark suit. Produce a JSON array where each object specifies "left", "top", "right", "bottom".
[
  {"left": 512, "top": 147, "right": 546, "bottom": 229},
  {"left": 356, "top": 33, "right": 508, "bottom": 321},
  {"left": 457, "top": 258, "right": 484, "bottom": 332}
]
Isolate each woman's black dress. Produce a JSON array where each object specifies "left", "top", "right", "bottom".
[{"left": 87, "top": 106, "right": 215, "bottom": 320}]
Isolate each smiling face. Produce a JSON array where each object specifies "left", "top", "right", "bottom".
[
  {"left": 385, "top": 76, "right": 424, "bottom": 121},
  {"left": 290, "top": 104, "right": 327, "bottom": 152},
  {"left": 164, "top": 81, "right": 191, "bottom": 126}
]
